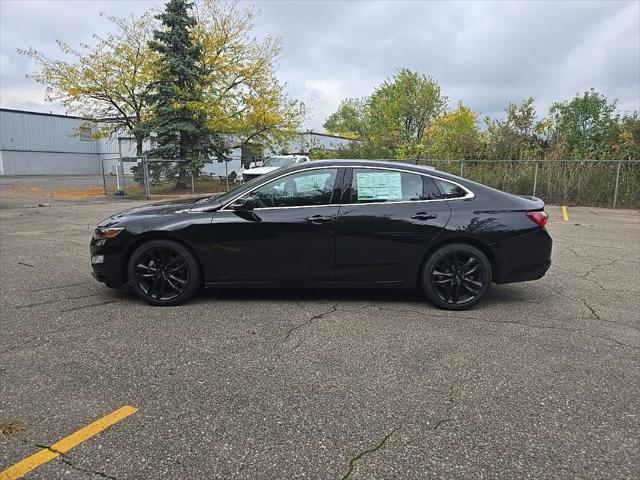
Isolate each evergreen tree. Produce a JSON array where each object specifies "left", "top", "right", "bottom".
[{"left": 146, "top": 0, "right": 219, "bottom": 188}]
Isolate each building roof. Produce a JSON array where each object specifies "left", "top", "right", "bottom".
[
  {"left": 1, "top": 109, "right": 359, "bottom": 141},
  {"left": 0, "top": 107, "right": 86, "bottom": 120}
]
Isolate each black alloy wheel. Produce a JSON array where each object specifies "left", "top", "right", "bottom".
[
  {"left": 422, "top": 243, "right": 491, "bottom": 310},
  {"left": 127, "top": 239, "right": 201, "bottom": 306}
]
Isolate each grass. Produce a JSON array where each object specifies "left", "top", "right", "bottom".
[
  {"left": 124, "top": 177, "right": 235, "bottom": 197},
  {"left": 424, "top": 160, "right": 640, "bottom": 208},
  {"left": 0, "top": 419, "right": 26, "bottom": 435}
]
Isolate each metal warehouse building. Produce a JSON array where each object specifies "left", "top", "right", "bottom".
[
  {"left": 0, "top": 108, "right": 123, "bottom": 176},
  {"left": 0, "top": 108, "right": 356, "bottom": 176}
]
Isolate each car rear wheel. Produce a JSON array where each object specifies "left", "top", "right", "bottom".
[
  {"left": 421, "top": 243, "right": 491, "bottom": 310},
  {"left": 127, "top": 239, "right": 201, "bottom": 306}
]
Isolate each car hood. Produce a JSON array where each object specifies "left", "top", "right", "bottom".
[
  {"left": 244, "top": 166, "right": 279, "bottom": 175},
  {"left": 98, "top": 197, "right": 222, "bottom": 226}
]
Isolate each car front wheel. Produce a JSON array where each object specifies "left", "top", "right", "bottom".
[
  {"left": 127, "top": 239, "right": 201, "bottom": 306},
  {"left": 421, "top": 243, "right": 491, "bottom": 310}
]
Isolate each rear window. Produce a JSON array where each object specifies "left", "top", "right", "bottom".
[{"left": 423, "top": 176, "right": 444, "bottom": 200}]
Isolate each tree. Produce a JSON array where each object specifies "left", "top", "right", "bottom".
[
  {"left": 367, "top": 69, "right": 447, "bottom": 155},
  {"left": 192, "top": 0, "right": 306, "bottom": 155},
  {"left": 546, "top": 89, "right": 619, "bottom": 159},
  {"left": 323, "top": 98, "right": 367, "bottom": 138},
  {"left": 423, "top": 103, "right": 481, "bottom": 160},
  {"left": 616, "top": 113, "right": 640, "bottom": 160},
  {"left": 19, "top": 13, "right": 157, "bottom": 155},
  {"left": 322, "top": 69, "right": 447, "bottom": 159},
  {"left": 20, "top": 0, "right": 305, "bottom": 164},
  {"left": 145, "top": 0, "right": 219, "bottom": 189},
  {"left": 484, "top": 97, "right": 542, "bottom": 160}
]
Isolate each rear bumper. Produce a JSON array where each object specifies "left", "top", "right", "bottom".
[
  {"left": 497, "top": 259, "right": 551, "bottom": 284},
  {"left": 492, "top": 229, "right": 553, "bottom": 284}
]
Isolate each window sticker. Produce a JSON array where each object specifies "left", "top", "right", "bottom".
[{"left": 356, "top": 171, "right": 402, "bottom": 201}]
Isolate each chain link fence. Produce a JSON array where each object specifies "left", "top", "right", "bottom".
[
  {"left": 101, "top": 156, "right": 246, "bottom": 198},
  {"left": 100, "top": 155, "right": 640, "bottom": 208},
  {"left": 415, "top": 159, "right": 640, "bottom": 208}
]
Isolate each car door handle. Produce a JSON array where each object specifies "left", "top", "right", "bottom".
[
  {"left": 411, "top": 212, "right": 437, "bottom": 220},
  {"left": 306, "top": 215, "right": 334, "bottom": 224}
]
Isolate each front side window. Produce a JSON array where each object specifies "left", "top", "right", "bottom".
[
  {"left": 251, "top": 169, "right": 339, "bottom": 208},
  {"left": 349, "top": 168, "right": 425, "bottom": 204}
]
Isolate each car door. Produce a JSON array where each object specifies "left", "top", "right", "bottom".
[
  {"left": 333, "top": 167, "right": 452, "bottom": 283},
  {"left": 207, "top": 167, "right": 344, "bottom": 283}
]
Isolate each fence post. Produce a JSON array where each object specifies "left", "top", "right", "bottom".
[
  {"left": 100, "top": 158, "right": 107, "bottom": 196},
  {"left": 460, "top": 159, "right": 464, "bottom": 177},
  {"left": 225, "top": 158, "right": 229, "bottom": 191},
  {"left": 191, "top": 172, "right": 195, "bottom": 195},
  {"left": 612, "top": 160, "right": 622, "bottom": 208},
  {"left": 532, "top": 161, "right": 539, "bottom": 197},
  {"left": 142, "top": 156, "right": 150, "bottom": 199},
  {"left": 117, "top": 138, "right": 127, "bottom": 192}
]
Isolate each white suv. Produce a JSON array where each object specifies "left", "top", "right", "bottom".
[{"left": 242, "top": 155, "right": 311, "bottom": 182}]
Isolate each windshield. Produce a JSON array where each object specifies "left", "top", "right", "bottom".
[{"left": 261, "top": 156, "right": 296, "bottom": 168}]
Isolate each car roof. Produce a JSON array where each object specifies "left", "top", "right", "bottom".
[
  {"left": 284, "top": 159, "right": 439, "bottom": 175},
  {"left": 279, "top": 159, "right": 490, "bottom": 191}
]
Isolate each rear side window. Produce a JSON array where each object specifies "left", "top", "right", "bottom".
[
  {"left": 350, "top": 169, "right": 424, "bottom": 203},
  {"left": 434, "top": 178, "right": 469, "bottom": 199}
]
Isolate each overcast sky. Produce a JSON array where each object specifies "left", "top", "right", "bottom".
[{"left": 1, "top": 0, "right": 639, "bottom": 130}]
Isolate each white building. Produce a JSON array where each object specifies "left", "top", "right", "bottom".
[{"left": 0, "top": 108, "right": 357, "bottom": 176}]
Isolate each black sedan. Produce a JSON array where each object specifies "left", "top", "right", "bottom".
[{"left": 90, "top": 160, "right": 552, "bottom": 310}]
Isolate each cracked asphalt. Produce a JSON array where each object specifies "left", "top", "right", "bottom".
[{"left": 1, "top": 198, "right": 639, "bottom": 479}]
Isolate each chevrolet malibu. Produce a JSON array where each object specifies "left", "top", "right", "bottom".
[{"left": 90, "top": 160, "right": 552, "bottom": 310}]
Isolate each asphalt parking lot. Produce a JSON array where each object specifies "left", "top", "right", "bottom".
[{"left": 1, "top": 196, "right": 638, "bottom": 479}]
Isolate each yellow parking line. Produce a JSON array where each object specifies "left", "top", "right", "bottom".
[
  {"left": 1, "top": 405, "right": 137, "bottom": 480},
  {"left": 562, "top": 205, "right": 569, "bottom": 222}
]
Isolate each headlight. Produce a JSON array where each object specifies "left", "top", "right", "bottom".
[{"left": 93, "top": 227, "right": 124, "bottom": 240}]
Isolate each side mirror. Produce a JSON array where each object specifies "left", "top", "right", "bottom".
[{"left": 229, "top": 196, "right": 255, "bottom": 211}]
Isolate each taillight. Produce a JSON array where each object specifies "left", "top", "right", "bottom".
[{"left": 526, "top": 211, "right": 548, "bottom": 228}]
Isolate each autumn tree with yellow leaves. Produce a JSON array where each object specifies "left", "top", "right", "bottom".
[
  {"left": 19, "top": 0, "right": 305, "bottom": 163},
  {"left": 19, "top": 13, "right": 157, "bottom": 155},
  {"left": 194, "top": 0, "right": 305, "bottom": 154}
]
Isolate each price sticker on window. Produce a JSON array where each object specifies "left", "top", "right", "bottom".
[{"left": 356, "top": 171, "right": 402, "bottom": 201}]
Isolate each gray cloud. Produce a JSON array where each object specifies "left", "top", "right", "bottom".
[{"left": 1, "top": 0, "right": 638, "bottom": 129}]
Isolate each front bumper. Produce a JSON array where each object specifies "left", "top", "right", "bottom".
[{"left": 90, "top": 237, "right": 128, "bottom": 288}]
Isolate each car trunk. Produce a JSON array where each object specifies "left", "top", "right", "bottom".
[{"left": 512, "top": 194, "right": 545, "bottom": 211}]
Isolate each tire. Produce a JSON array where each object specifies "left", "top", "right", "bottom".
[
  {"left": 127, "top": 239, "right": 201, "bottom": 306},
  {"left": 421, "top": 243, "right": 492, "bottom": 311}
]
